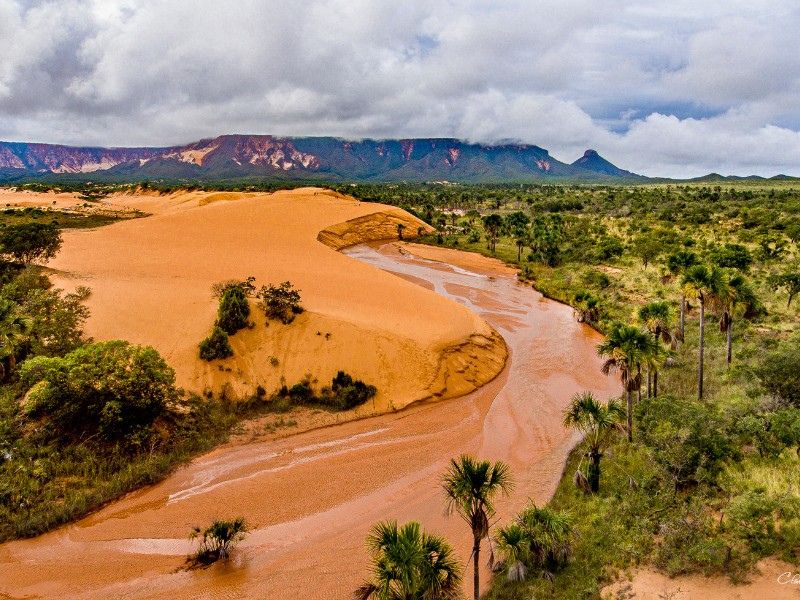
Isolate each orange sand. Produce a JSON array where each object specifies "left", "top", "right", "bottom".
[
  {"left": 604, "top": 559, "right": 800, "bottom": 599},
  {"left": 45, "top": 187, "right": 506, "bottom": 414}
]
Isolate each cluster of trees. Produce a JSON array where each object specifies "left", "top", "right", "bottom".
[
  {"left": 199, "top": 278, "right": 304, "bottom": 361},
  {"left": 20, "top": 341, "right": 178, "bottom": 450},
  {"left": 0, "top": 222, "right": 62, "bottom": 265}
]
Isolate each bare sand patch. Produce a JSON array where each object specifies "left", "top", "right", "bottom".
[
  {"left": 391, "top": 241, "right": 520, "bottom": 276},
  {"left": 45, "top": 187, "right": 507, "bottom": 415},
  {"left": 604, "top": 559, "right": 800, "bottom": 599}
]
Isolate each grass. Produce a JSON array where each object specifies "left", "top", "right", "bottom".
[{"left": 0, "top": 206, "right": 141, "bottom": 229}]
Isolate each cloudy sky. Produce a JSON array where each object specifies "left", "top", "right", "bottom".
[{"left": 1, "top": 0, "right": 799, "bottom": 177}]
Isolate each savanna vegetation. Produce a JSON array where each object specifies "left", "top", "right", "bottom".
[
  {"left": 5, "top": 179, "right": 800, "bottom": 597},
  {"left": 336, "top": 182, "right": 800, "bottom": 597}
]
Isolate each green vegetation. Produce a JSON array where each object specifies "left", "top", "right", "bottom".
[
  {"left": 199, "top": 278, "right": 255, "bottom": 360},
  {"left": 336, "top": 182, "right": 800, "bottom": 597},
  {"left": 0, "top": 202, "right": 143, "bottom": 231},
  {"left": 562, "top": 392, "right": 625, "bottom": 493},
  {"left": 0, "top": 222, "right": 62, "bottom": 264},
  {"left": 189, "top": 517, "right": 249, "bottom": 566},
  {"left": 274, "top": 370, "right": 377, "bottom": 411},
  {"left": 198, "top": 325, "right": 234, "bottom": 361},
  {"left": 494, "top": 503, "right": 574, "bottom": 583},
  {"left": 258, "top": 280, "right": 304, "bottom": 324},
  {"left": 20, "top": 341, "right": 177, "bottom": 449},
  {"left": 355, "top": 521, "right": 462, "bottom": 600}
]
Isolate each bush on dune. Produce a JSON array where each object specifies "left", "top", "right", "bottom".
[
  {"left": 199, "top": 325, "right": 234, "bottom": 361},
  {"left": 275, "top": 371, "right": 377, "bottom": 411},
  {"left": 257, "top": 281, "right": 304, "bottom": 324}
]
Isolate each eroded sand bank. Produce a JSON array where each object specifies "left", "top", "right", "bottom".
[{"left": 44, "top": 187, "right": 506, "bottom": 414}]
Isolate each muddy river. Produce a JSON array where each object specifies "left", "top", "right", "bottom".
[{"left": 0, "top": 243, "right": 618, "bottom": 599}]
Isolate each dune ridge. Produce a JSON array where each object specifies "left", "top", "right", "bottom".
[{"left": 42, "top": 187, "right": 507, "bottom": 418}]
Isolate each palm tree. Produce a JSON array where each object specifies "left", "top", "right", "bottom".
[
  {"left": 0, "top": 299, "right": 30, "bottom": 380},
  {"left": 517, "top": 504, "right": 574, "bottom": 576},
  {"left": 442, "top": 455, "right": 513, "bottom": 600},
  {"left": 355, "top": 521, "right": 462, "bottom": 600},
  {"left": 563, "top": 392, "right": 625, "bottom": 492},
  {"left": 597, "top": 323, "right": 658, "bottom": 442},
  {"left": 637, "top": 301, "right": 674, "bottom": 397},
  {"left": 493, "top": 523, "right": 529, "bottom": 582},
  {"left": 574, "top": 291, "right": 601, "bottom": 324},
  {"left": 482, "top": 214, "right": 503, "bottom": 253},
  {"left": 667, "top": 250, "right": 698, "bottom": 341},
  {"left": 718, "top": 273, "right": 758, "bottom": 367},
  {"left": 682, "top": 264, "right": 724, "bottom": 400},
  {"left": 494, "top": 505, "right": 574, "bottom": 583}
]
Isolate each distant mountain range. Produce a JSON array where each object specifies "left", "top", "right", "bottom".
[{"left": 0, "top": 135, "right": 795, "bottom": 183}]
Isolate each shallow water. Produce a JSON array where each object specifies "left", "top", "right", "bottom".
[{"left": 0, "top": 243, "right": 618, "bottom": 599}]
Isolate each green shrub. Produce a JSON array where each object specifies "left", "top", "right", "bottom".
[
  {"left": 654, "top": 509, "right": 734, "bottom": 577},
  {"left": 19, "top": 341, "right": 178, "bottom": 449},
  {"left": 582, "top": 269, "right": 611, "bottom": 289},
  {"left": 199, "top": 326, "right": 234, "bottom": 361},
  {"left": 257, "top": 281, "right": 304, "bottom": 324},
  {"left": 277, "top": 372, "right": 377, "bottom": 410},
  {"left": 189, "top": 517, "right": 248, "bottom": 565},
  {"left": 216, "top": 286, "right": 250, "bottom": 335},
  {"left": 322, "top": 370, "right": 377, "bottom": 410},
  {"left": 756, "top": 342, "right": 800, "bottom": 406},
  {"left": 0, "top": 222, "right": 62, "bottom": 264},
  {"left": 637, "top": 396, "right": 738, "bottom": 487}
]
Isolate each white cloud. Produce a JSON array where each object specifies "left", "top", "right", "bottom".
[{"left": 0, "top": 0, "right": 798, "bottom": 176}]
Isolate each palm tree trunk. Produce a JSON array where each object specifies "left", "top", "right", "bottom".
[
  {"left": 726, "top": 318, "right": 733, "bottom": 367},
  {"left": 473, "top": 538, "right": 481, "bottom": 600},
  {"left": 637, "top": 366, "right": 641, "bottom": 403},
  {"left": 698, "top": 299, "right": 705, "bottom": 400},
  {"left": 588, "top": 451, "right": 602, "bottom": 493},
  {"left": 653, "top": 369, "right": 658, "bottom": 398},
  {"left": 626, "top": 390, "right": 633, "bottom": 442},
  {"left": 679, "top": 294, "right": 686, "bottom": 341},
  {"left": 647, "top": 370, "right": 651, "bottom": 398}
]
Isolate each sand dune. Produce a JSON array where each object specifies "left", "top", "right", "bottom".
[{"left": 46, "top": 187, "right": 507, "bottom": 414}]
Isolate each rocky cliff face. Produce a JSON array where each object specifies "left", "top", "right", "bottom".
[{"left": 0, "top": 135, "right": 640, "bottom": 181}]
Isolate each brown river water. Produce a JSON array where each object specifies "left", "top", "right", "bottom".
[{"left": 0, "top": 243, "right": 618, "bottom": 599}]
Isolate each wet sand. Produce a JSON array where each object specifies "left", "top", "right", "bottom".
[{"left": 0, "top": 238, "right": 618, "bottom": 599}]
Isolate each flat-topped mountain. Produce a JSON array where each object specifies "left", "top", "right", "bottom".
[{"left": 0, "top": 135, "right": 642, "bottom": 182}]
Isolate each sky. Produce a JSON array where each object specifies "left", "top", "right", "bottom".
[{"left": 1, "top": 0, "right": 799, "bottom": 177}]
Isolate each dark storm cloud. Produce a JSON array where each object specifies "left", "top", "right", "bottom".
[{"left": 1, "top": 0, "right": 799, "bottom": 176}]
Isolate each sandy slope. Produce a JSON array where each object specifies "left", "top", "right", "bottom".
[{"left": 45, "top": 187, "right": 506, "bottom": 414}]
